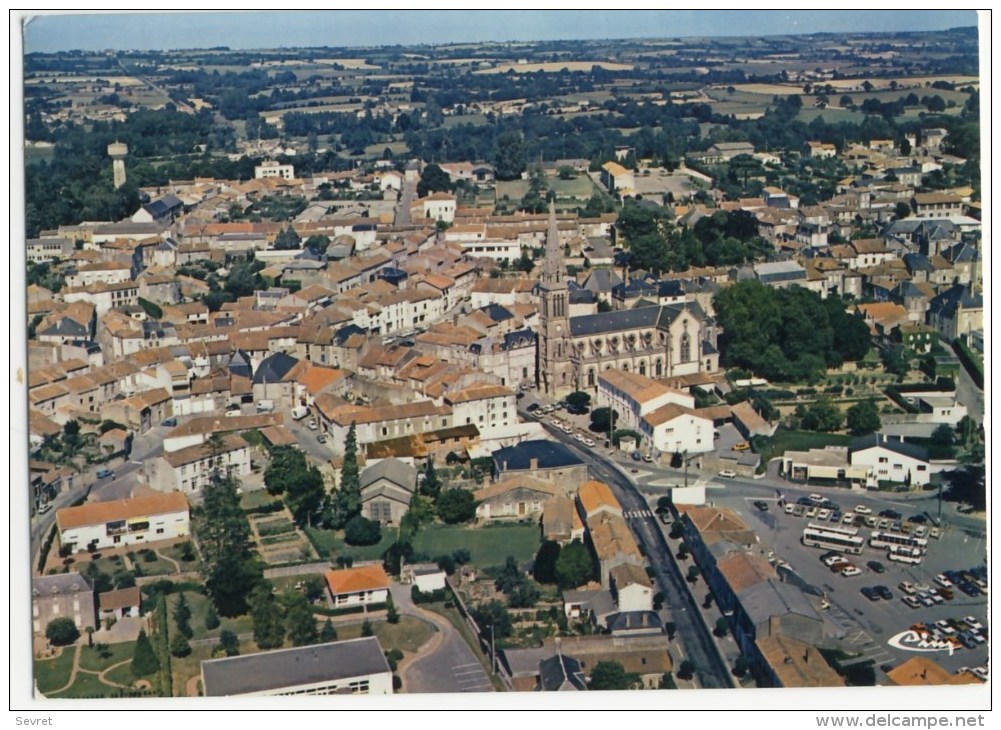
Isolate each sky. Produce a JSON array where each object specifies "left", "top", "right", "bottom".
[{"left": 20, "top": 9, "right": 980, "bottom": 54}]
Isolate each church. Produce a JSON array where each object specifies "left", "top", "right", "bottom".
[{"left": 537, "top": 205, "right": 720, "bottom": 398}]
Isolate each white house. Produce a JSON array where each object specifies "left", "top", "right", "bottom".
[
  {"left": 849, "top": 434, "right": 932, "bottom": 487},
  {"left": 640, "top": 403, "right": 714, "bottom": 457},
  {"left": 403, "top": 563, "right": 447, "bottom": 593},
  {"left": 596, "top": 369, "right": 694, "bottom": 432},
  {"left": 145, "top": 433, "right": 252, "bottom": 499},
  {"left": 255, "top": 160, "right": 295, "bottom": 180},
  {"left": 609, "top": 563, "right": 654, "bottom": 613},
  {"left": 324, "top": 565, "right": 391, "bottom": 607},
  {"left": 56, "top": 492, "right": 190, "bottom": 553},
  {"left": 444, "top": 384, "right": 516, "bottom": 439}
]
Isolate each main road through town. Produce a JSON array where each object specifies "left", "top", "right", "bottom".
[{"left": 522, "top": 408, "right": 734, "bottom": 689}]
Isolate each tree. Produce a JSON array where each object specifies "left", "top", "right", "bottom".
[
  {"left": 589, "top": 660, "right": 640, "bottom": 690},
  {"left": 173, "top": 592, "right": 193, "bottom": 638},
  {"left": 273, "top": 226, "right": 301, "bottom": 250},
  {"left": 170, "top": 632, "right": 192, "bottom": 658},
  {"left": 320, "top": 619, "right": 338, "bottom": 643},
  {"left": 249, "top": 583, "right": 286, "bottom": 650},
  {"left": 331, "top": 423, "right": 362, "bottom": 529},
  {"left": 894, "top": 201, "right": 911, "bottom": 220},
  {"left": 846, "top": 399, "right": 881, "bottom": 436},
  {"left": 216, "top": 629, "right": 240, "bottom": 657},
  {"left": 471, "top": 600, "right": 513, "bottom": 639},
  {"left": 930, "top": 424, "right": 957, "bottom": 458},
  {"left": 436, "top": 488, "right": 477, "bottom": 524},
  {"left": 801, "top": 397, "right": 843, "bottom": 432},
  {"left": 687, "top": 565, "right": 700, "bottom": 583},
  {"left": 589, "top": 407, "right": 618, "bottom": 434},
  {"left": 204, "top": 604, "right": 220, "bottom": 631},
  {"left": 565, "top": 391, "right": 592, "bottom": 415},
  {"left": 344, "top": 515, "right": 382, "bottom": 546},
  {"left": 714, "top": 617, "right": 729, "bottom": 637},
  {"left": 198, "top": 475, "right": 263, "bottom": 617},
  {"left": 361, "top": 619, "right": 374, "bottom": 637},
  {"left": 678, "top": 659, "right": 696, "bottom": 680},
  {"left": 533, "top": 540, "right": 561, "bottom": 584},
  {"left": 417, "top": 163, "right": 453, "bottom": 198},
  {"left": 555, "top": 539, "right": 594, "bottom": 589},
  {"left": 304, "top": 234, "right": 331, "bottom": 255},
  {"left": 494, "top": 132, "right": 526, "bottom": 181},
  {"left": 284, "top": 593, "right": 320, "bottom": 647},
  {"left": 45, "top": 617, "right": 80, "bottom": 646},
  {"left": 131, "top": 629, "right": 160, "bottom": 677},
  {"left": 421, "top": 457, "right": 442, "bottom": 499},
  {"left": 386, "top": 594, "right": 400, "bottom": 624}
]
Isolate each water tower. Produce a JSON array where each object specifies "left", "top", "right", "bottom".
[{"left": 108, "top": 141, "right": 128, "bottom": 189}]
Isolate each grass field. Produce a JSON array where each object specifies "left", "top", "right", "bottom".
[
  {"left": 164, "top": 590, "right": 253, "bottom": 642},
  {"left": 496, "top": 173, "right": 595, "bottom": 203},
  {"left": 335, "top": 616, "right": 435, "bottom": 654},
  {"left": 476, "top": 61, "right": 633, "bottom": 74},
  {"left": 78, "top": 641, "right": 135, "bottom": 672},
  {"left": 34, "top": 646, "right": 76, "bottom": 696},
  {"left": 305, "top": 526, "right": 398, "bottom": 561},
  {"left": 753, "top": 428, "right": 854, "bottom": 470},
  {"left": 443, "top": 113, "right": 489, "bottom": 128},
  {"left": 413, "top": 524, "right": 540, "bottom": 569}
]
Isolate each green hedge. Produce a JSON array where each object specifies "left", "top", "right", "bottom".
[
  {"left": 952, "top": 339, "right": 984, "bottom": 388},
  {"left": 311, "top": 602, "right": 387, "bottom": 618},
  {"left": 154, "top": 595, "right": 173, "bottom": 696}
]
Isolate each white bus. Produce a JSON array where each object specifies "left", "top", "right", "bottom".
[
  {"left": 870, "top": 531, "right": 928, "bottom": 555},
  {"left": 807, "top": 522, "right": 859, "bottom": 537},
  {"left": 886, "top": 545, "right": 924, "bottom": 565},
  {"left": 802, "top": 527, "right": 865, "bottom": 555}
]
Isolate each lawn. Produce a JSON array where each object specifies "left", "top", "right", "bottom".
[
  {"left": 413, "top": 524, "right": 540, "bottom": 569},
  {"left": 48, "top": 670, "right": 122, "bottom": 699},
  {"left": 240, "top": 489, "right": 280, "bottom": 511},
  {"left": 335, "top": 616, "right": 435, "bottom": 654},
  {"left": 130, "top": 551, "right": 177, "bottom": 578},
  {"left": 78, "top": 641, "right": 135, "bottom": 672},
  {"left": 165, "top": 590, "right": 253, "bottom": 642},
  {"left": 160, "top": 541, "right": 200, "bottom": 570},
  {"left": 34, "top": 646, "right": 76, "bottom": 696},
  {"left": 753, "top": 427, "right": 854, "bottom": 470},
  {"left": 304, "top": 526, "right": 397, "bottom": 562}
]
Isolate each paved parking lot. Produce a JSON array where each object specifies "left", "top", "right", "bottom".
[{"left": 712, "top": 488, "right": 989, "bottom": 679}]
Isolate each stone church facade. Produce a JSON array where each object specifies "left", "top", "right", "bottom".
[{"left": 537, "top": 206, "right": 719, "bottom": 399}]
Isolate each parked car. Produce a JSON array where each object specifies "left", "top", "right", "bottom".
[
  {"left": 956, "top": 582, "right": 981, "bottom": 597},
  {"left": 935, "top": 587, "right": 954, "bottom": 601},
  {"left": 526, "top": 403, "right": 540, "bottom": 412},
  {"left": 817, "top": 508, "right": 831, "bottom": 521},
  {"left": 643, "top": 454, "right": 653, "bottom": 463},
  {"left": 957, "top": 632, "right": 978, "bottom": 650},
  {"left": 307, "top": 419, "right": 318, "bottom": 431},
  {"left": 854, "top": 505, "right": 872, "bottom": 515},
  {"left": 842, "top": 512, "right": 856, "bottom": 524},
  {"left": 963, "top": 617, "right": 984, "bottom": 632},
  {"left": 732, "top": 442, "right": 751, "bottom": 451},
  {"left": 161, "top": 417, "right": 178, "bottom": 427},
  {"left": 753, "top": 501, "right": 770, "bottom": 512},
  {"left": 934, "top": 619, "right": 956, "bottom": 635},
  {"left": 916, "top": 592, "right": 935, "bottom": 607},
  {"left": 805, "top": 507, "right": 818, "bottom": 519},
  {"left": 875, "top": 586, "right": 893, "bottom": 600},
  {"left": 908, "top": 514, "right": 928, "bottom": 524},
  {"left": 934, "top": 574, "right": 954, "bottom": 589},
  {"left": 830, "top": 511, "right": 842, "bottom": 523},
  {"left": 840, "top": 565, "right": 862, "bottom": 577},
  {"left": 784, "top": 504, "right": 796, "bottom": 515},
  {"left": 719, "top": 469, "right": 737, "bottom": 479},
  {"left": 316, "top": 433, "right": 327, "bottom": 444},
  {"left": 96, "top": 468, "right": 114, "bottom": 479},
  {"left": 902, "top": 595, "right": 921, "bottom": 609},
  {"left": 808, "top": 493, "right": 824, "bottom": 503},
  {"left": 631, "top": 451, "right": 643, "bottom": 461},
  {"left": 879, "top": 509, "right": 902, "bottom": 520},
  {"left": 797, "top": 497, "right": 814, "bottom": 506},
  {"left": 898, "top": 582, "right": 917, "bottom": 595},
  {"left": 861, "top": 586, "right": 881, "bottom": 601},
  {"left": 823, "top": 555, "right": 849, "bottom": 568},
  {"left": 867, "top": 561, "right": 887, "bottom": 574}
]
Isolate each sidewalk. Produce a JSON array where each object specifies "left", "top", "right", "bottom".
[{"left": 656, "top": 506, "right": 748, "bottom": 687}]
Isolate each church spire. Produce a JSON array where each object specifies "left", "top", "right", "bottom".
[{"left": 541, "top": 201, "right": 565, "bottom": 289}]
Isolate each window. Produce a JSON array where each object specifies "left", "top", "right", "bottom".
[
  {"left": 878, "top": 457, "right": 888, "bottom": 464},
  {"left": 917, "top": 465, "right": 927, "bottom": 472},
  {"left": 680, "top": 332, "right": 691, "bottom": 362}
]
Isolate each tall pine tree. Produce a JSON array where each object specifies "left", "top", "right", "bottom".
[
  {"left": 333, "top": 422, "right": 362, "bottom": 528},
  {"left": 197, "top": 475, "right": 263, "bottom": 617}
]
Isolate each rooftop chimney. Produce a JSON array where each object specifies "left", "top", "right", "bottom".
[{"left": 530, "top": 457, "right": 539, "bottom": 471}]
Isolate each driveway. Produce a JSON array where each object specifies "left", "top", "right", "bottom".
[{"left": 391, "top": 583, "right": 494, "bottom": 694}]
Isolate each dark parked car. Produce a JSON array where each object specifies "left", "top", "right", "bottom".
[
  {"left": 861, "top": 587, "right": 881, "bottom": 601},
  {"left": 753, "top": 501, "right": 770, "bottom": 512},
  {"left": 957, "top": 582, "right": 981, "bottom": 597},
  {"left": 96, "top": 468, "right": 114, "bottom": 479},
  {"left": 632, "top": 451, "right": 643, "bottom": 461},
  {"left": 867, "top": 560, "right": 887, "bottom": 574},
  {"left": 879, "top": 509, "right": 902, "bottom": 520},
  {"left": 875, "top": 586, "right": 893, "bottom": 600},
  {"left": 526, "top": 403, "right": 540, "bottom": 412},
  {"left": 908, "top": 514, "right": 928, "bottom": 524},
  {"left": 797, "top": 496, "right": 814, "bottom": 506}
]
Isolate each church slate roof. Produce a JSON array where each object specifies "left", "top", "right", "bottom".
[{"left": 568, "top": 302, "right": 705, "bottom": 338}]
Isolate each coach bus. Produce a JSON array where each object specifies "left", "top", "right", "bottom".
[{"left": 802, "top": 526, "right": 865, "bottom": 555}]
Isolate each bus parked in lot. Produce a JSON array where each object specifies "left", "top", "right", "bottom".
[
  {"left": 886, "top": 545, "right": 924, "bottom": 565},
  {"left": 870, "top": 531, "right": 928, "bottom": 555},
  {"left": 802, "top": 526, "right": 865, "bottom": 555}
]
